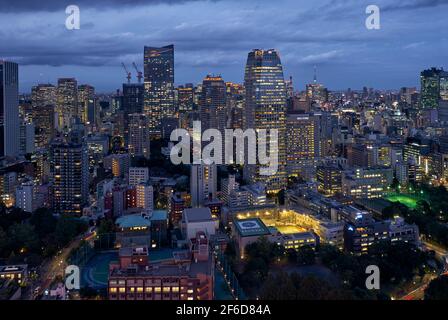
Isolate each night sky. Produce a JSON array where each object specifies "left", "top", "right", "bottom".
[{"left": 0, "top": 0, "right": 447, "bottom": 92}]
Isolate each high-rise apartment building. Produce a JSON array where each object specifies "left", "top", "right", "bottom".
[
  {"left": 128, "top": 113, "right": 151, "bottom": 159},
  {"left": 190, "top": 163, "right": 217, "bottom": 207},
  {"left": 129, "top": 167, "right": 149, "bottom": 186},
  {"left": 136, "top": 183, "right": 154, "bottom": 213},
  {"left": 51, "top": 141, "right": 89, "bottom": 215}
]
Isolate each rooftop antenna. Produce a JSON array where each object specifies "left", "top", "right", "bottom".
[{"left": 121, "top": 62, "right": 132, "bottom": 84}]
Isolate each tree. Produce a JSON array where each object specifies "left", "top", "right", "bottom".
[
  {"left": 286, "top": 248, "right": 298, "bottom": 263},
  {"left": 425, "top": 275, "right": 448, "bottom": 300},
  {"left": 260, "top": 272, "right": 354, "bottom": 300},
  {"left": 296, "top": 246, "right": 315, "bottom": 265},
  {"left": 416, "top": 200, "right": 433, "bottom": 217},
  {"left": 0, "top": 208, "right": 30, "bottom": 230},
  {"left": 382, "top": 202, "right": 409, "bottom": 220},
  {"left": 30, "top": 208, "right": 57, "bottom": 237},
  {"left": 8, "top": 223, "right": 40, "bottom": 253},
  {"left": 97, "top": 219, "right": 115, "bottom": 235},
  {"left": 244, "top": 236, "right": 284, "bottom": 268},
  {"left": 259, "top": 272, "right": 297, "bottom": 300},
  {"left": 390, "top": 177, "right": 400, "bottom": 193},
  {"left": 0, "top": 227, "right": 9, "bottom": 256},
  {"left": 54, "top": 215, "right": 86, "bottom": 247},
  {"left": 319, "top": 244, "right": 342, "bottom": 266}
]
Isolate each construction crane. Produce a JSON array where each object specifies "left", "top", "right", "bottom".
[
  {"left": 132, "top": 62, "right": 143, "bottom": 83},
  {"left": 121, "top": 62, "right": 132, "bottom": 84}
]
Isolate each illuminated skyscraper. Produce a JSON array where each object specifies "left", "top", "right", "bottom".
[
  {"left": 177, "top": 84, "right": 194, "bottom": 113},
  {"left": 0, "top": 60, "right": 20, "bottom": 158},
  {"left": 143, "top": 45, "right": 175, "bottom": 135},
  {"left": 78, "top": 84, "right": 95, "bottom": 124},
  {"left": 31, "top": 84, "right": 56, "bottom": 147},
  {"left": 243, "top": 49, "right": 287, "bottom": 193},
  {"left": 32, "top": 83, "right": 56, "bottom": 109},
  {"left": 286, "top": 114, "right": 319, "bottom": 180},
  {"left": 200, "top": 75, "right": 227, "bottom": 132},
  {"left": 57, "top": 78, "right": 78, "bottom": 130},
  {"left": 226, "top": 82, "right": 245, "bottom": 130},
  {"left": 420, "top": 67, "right": 448, "bottom": 109}
]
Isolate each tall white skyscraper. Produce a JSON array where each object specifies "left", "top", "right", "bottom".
[
  {"left": 190, "top": 163, "right": 217, "bottom": 207},
  {"left": 0, "top": 60, "right": 20, "bottom": 158}
]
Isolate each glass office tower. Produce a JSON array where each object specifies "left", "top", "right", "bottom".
[
  {"left": 243, "top": 49, "right": 287, "bottom": 193},
  {"left": 0, "top": 60, "right": 20, "bottom": 158},
  {"left": 143, "top": 45, "right": 175, "bottom": 135}
]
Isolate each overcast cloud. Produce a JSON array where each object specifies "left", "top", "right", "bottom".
[{"left": 0, "top": 0, "right": 446, "bottom": 92}]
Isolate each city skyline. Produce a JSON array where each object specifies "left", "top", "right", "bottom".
[
  {"left": 2, "top": 0, "right": 448, "bottom": 304},
  {"left": 1, "top": 0, "right": 447, "bottom": 91}
]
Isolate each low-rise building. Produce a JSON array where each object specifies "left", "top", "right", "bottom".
[
  {"left": 181, "top": 208, "right": 218, "bottom": 241},
  {"left": 108, "top": 232, "right": 214, "bottom": 300}
]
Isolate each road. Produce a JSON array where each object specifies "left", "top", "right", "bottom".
[
  {"left": 422, "top": 240, "right": 448, "bottom": 259},
  {"left": 398, "top": 240, "right": 448, "bottom": 300},
  {"left": 26, "top": 228, "right": 96, "bottom": 300}
]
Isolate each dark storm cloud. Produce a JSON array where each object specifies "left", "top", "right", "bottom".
[{"left": 0, "top": 0, "right": 212, "bottom": 12}]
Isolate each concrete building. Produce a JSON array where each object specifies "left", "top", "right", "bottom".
[
  {"left": 190, "top": 163, "right": 217, "bottom": 207},
  {"left": 182, "top": 207, "right": 218, "bottom": 240},
  {"left": 136, "top": 183, "right": 154, "bottom": 213},
  {"left": 129, "top": 167, "right": 149, "bottom": 186},
  {"left": 342, "top": 167, "right": 393, "bottom": 199}
]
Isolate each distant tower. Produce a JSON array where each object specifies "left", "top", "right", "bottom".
[
  {"left": 56, "top": 78, "right": 78, "bottom": 131},
  {"left": 78, "top": 84, "right": 95, "bottom": 124},
  {"left": 31, "top": 84, "right": 56, "bottom": 147},
  {"left": 0, "top": 60, "right": 20, "bottom": 158},
  {"left": 143, "top": 45, "right": 175, "bottom": 136},
  {"left": 313, "top": 65, "right": 317, "bottom": 84}
]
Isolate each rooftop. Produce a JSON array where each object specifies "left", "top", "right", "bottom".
[
  {"left": 234, "top": 218, "right": 271, "bottom": 237},
  {"left": 116, "top": 214, "right": 151, "bottom": 229},
  {"left": 183, "top": 207, "right": 213, "bottom": 223}
]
